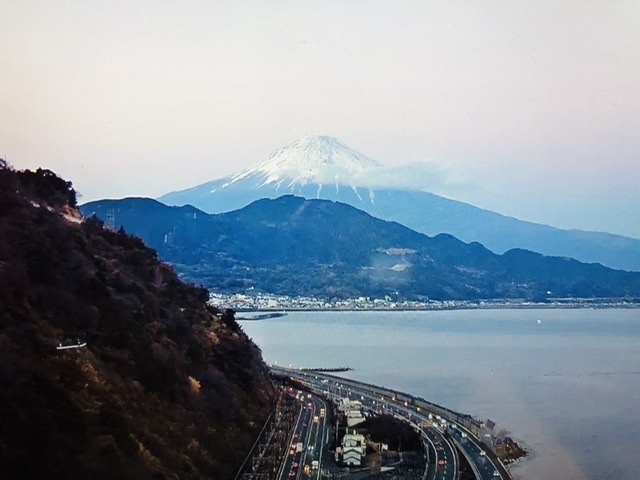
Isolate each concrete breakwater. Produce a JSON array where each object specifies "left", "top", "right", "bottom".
[
  {"left": 298, "top": 366, "right": 352, "bottom": 373},
  {"left": 235, "top": 312, "right": 288, "bottom": 320}
]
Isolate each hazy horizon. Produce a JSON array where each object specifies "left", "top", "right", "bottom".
[{"left": 2, "top": 1, "right": 639, "bottom": 238}]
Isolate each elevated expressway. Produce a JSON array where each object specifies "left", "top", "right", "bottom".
[{"left": 271, "top": 366, "right": 512, "bottom": 480}]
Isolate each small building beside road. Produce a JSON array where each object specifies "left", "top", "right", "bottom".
[{"left": 339, "top": 431, "right": 366, "bottom": 466}]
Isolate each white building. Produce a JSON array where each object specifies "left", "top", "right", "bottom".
[
  {"left": 338, "top": 398, "right": 365, "bottom": 427},
  {"left": 341, "top": 431, "right": 366, "bottom": 466}
]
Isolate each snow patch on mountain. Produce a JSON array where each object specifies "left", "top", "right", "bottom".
[{"left": 228, "top": 135, "right": 381, "bottom": 190}]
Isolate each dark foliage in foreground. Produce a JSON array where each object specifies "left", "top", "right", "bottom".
[{"left": 0, "top": 163, "right": 276, "bottom": 479}]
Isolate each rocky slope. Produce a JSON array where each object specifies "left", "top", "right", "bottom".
[{"left": 0, "top": 162, "right": 276, "bottom": 479}]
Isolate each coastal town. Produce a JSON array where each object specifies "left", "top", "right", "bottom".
[{"left": 209, "top": 292, "right": 640, "bottom": 311}]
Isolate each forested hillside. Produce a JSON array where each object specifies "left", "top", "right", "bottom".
[
  {"left": 0, "top": 161, "right": 276, "bottom": 479},
  {"left": 82, "top": 195, "right": 640, "bottom": 301}
]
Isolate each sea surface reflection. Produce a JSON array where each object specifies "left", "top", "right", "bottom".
[{"left": 240, "top": 308, "right": 640, "bottom": 480}]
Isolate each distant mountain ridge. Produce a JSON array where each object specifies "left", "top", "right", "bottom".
[
  {"left": 81, "top": 195, "right": 640, "bottom": 301},
  {"left": 159, "top": 135, "right": 640, "bottom": 272}
]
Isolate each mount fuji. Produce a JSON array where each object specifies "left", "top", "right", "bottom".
[
  {"left": 228, "top": 135, "right": 380, "bottom": 193},
  {"left": 160, "top": 135, "right": 383, "bottom": 211},
  {"left": 159, "top": 135, "right": 640, "bottom": 272}
]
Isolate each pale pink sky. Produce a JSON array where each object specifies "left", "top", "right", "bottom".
[{"left": 1, "top": 1, "right": 639, "bottom": 238}]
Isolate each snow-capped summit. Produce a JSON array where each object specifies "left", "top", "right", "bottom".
[
  {"left": 229, "top": 135, "right": 381, "bottom": 190},
  {"left": 159, "top": 134, "right": 382, "bottom": 215}
]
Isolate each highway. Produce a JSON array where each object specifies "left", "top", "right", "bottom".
[
  {"left": 448, "top": 425, "right": 508, "bottom": 480},
  {"left": 272, "top": 366, "right": 512, "bottom": 480},
  {"left": 278, "top": 389, "right": 328, "bottom": 480}
]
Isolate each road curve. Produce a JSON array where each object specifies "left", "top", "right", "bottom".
[{"left": 272, "top": 365, "right": 513, "bottom": 480}]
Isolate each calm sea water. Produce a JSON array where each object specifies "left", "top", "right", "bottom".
[{"left": 239, "top": 309, "right": 640, "bottom": 480}]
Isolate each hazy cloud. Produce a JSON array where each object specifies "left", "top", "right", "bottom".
[{"left": 356, "top": 162, "right": 474, "bottom": 199}]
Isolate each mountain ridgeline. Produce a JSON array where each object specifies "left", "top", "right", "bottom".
[
  {"left": 159, "top": 135, "right": 640, "bottom": 272},
  {"left": 0, "top": 163, "right": 276, "bottom": 479},
  {"left": 81, "top": 195, "right": 640, "bottom": 301}
]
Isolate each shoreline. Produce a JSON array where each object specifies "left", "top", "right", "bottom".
[{"left": 233, "top": 303, "right": 640, "bottom": 313}]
